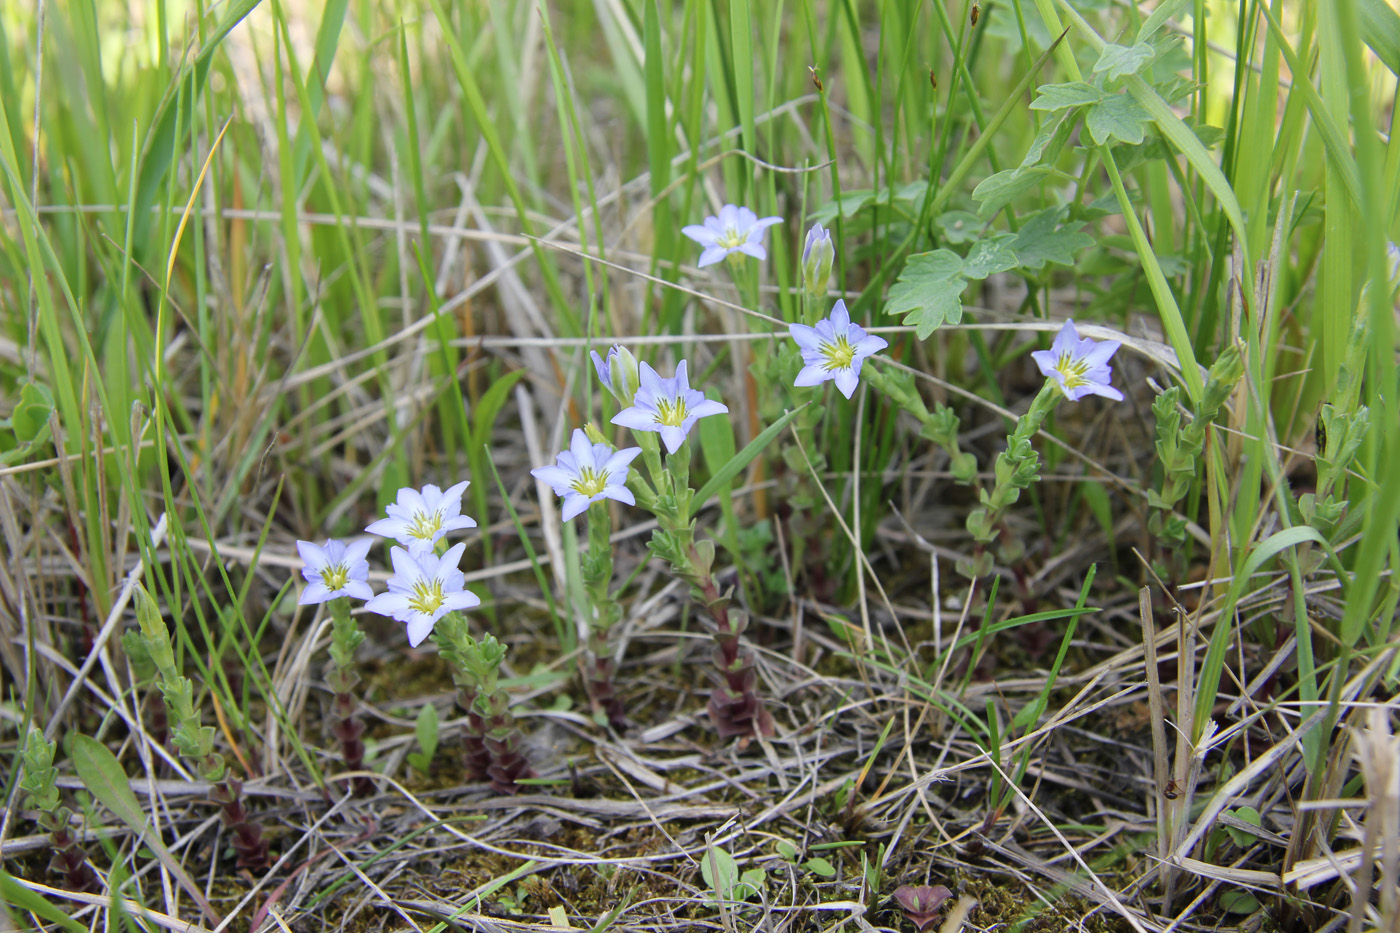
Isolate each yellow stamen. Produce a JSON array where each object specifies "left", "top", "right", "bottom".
[
  {"left": 1054, "top": 351, "right": 1091, "bottom": 389},
  {"left": 570, "top": 467, "right": 608, "bottom": 498},
  {"left": 655, "top": 397, "right": 689, "bottom": 427},
  {"left": 715, "top": 226, "right": 744, "bottom": 249},
  {"left": 319, "top": 564, "right": 350, "bottom": 592},
  {"left": 406, "top": 509, "right": 445, "bottom": 542},
  {"left": 408, "top": 579, "right": 446, "bottom": 615},
  {"left": 821, "top": 336, "right": 857, "bottom": 372}
]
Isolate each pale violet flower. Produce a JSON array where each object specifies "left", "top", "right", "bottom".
[
  {"left": 296, "top": 538, "right": 374, "bottom": 605},
  {"left": 1031, "top": 319, "right": 1124, "bottom": 402},
  {"left": 366, "top": 481, "right": 475, "bottom": 555},
  {"left": 682, "top": 204, "right": 783, "bottom": 267},
  {"left": 790, "top": 300, "right": 889, "bottom": 399},
  {"left": 802, "top": 222, "right": 835, "bottom": 296},
  {"left": 364, "top": 543, "right": 480, "bottom": 646},
  {"left": 531, "top": 429, "right": 642, "bottom": 521},
  {"left": 612, "top": 360, "right": 729, "bottom": 454}
]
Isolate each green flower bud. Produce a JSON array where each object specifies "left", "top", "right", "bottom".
[
  {"left": 802, "top": 222, "right": 835, "bottom": 299},
  {"left": 591, "top": 345, "right": 641, "bottom": 405}
]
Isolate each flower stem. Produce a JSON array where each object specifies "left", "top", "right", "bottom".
[
  {"left": 582, "top": 502, "right": 626, "bottom": 729},
  {"left": 326, "top": 597, "right": 373, "bottom": 796}
]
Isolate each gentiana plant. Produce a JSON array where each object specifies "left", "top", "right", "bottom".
[
  {"left": 1148, "top": 346, "right": 1244, "bottom": 556},
  {"left": 532, "top": 426, "right": 643, "bottom": 729},
  {"left": 131, "top": 585, "right": 269, "bottom": 869},
  {"left": 297, "top": 538, "right": 376, "bottom": 796},
  {"left": 435, "top": 618, "right": 534, "bottom": 793},
  {"left": 961, "top": 320, "right": 1125, "bottom": 578},
  {"left": 579, "top": 349, "right": 775, "bottom": 739},
  {"left": 20, "top": 729, "right": 97, "bottom": 892}
]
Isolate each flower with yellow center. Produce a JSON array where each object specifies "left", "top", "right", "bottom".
[
  {"left": 366, "top": 481, "right": 475, "bottom": 556},
  {"left": 1030, "top": 319, "right": 1124, "bottom": 402},
  {"left": 364, "top": 543, "right": 480, "bottom": 646},
  {"left": 296, "top": 538, "right": 374, "bottom": 605},
  {"left": 532, "top": 429, "right": 642, "bottom": 521},
  {"left": 612, "top": 360, "right": 730, "bottom": 454},
  {"left": 681, "top": 204, "right": 783, "bottom": 268},
  {"left": 790, "top": 300, "right": 889, "bottom": 399}
]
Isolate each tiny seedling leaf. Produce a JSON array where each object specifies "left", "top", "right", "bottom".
[
  {"left": 415, "top": 703, "right": 439, "bottom": 759},
  {"left": 1224, "top": 806, "right": 1263, "bottom": 847},
  {"left": 701, "top": 843, "right": 740, "bottom": 898},
  {"left": 11, "top": 382, "right": 54, "bottom": 445},
  {"left": 776, "top": 839, "right": 798, "bottom": 861},
  {"left": 884, "top": 250, "right": 967, "bottom": 338},
  {"left": 1219, "top": 889, "right": 1261, "bottom": 914},
  {"left": 804, "top": 857, "right": 837, "bottom": 877}
]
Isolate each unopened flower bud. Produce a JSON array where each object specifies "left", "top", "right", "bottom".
[
  {"left": 591, "top": 344, "right": 641, "bottom": 405},
  {"left": 1201, "top": 343, "right": 1244, "bottom": 416},
  {"left": 583, "top": 422, "right": 609, "bottom": 446},
  {"left": 801, "top": 222, "right": 835, "bottom": 299}
]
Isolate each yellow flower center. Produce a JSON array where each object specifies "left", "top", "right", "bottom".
[
  {"left": 821, "top": 336, "right": 857, "bottom": 371},
  {"left": 570, "top": 467, "right": 608, "bottom": 498},
  {"left": 406, "top": 509, "right": 445, "bottom": 542},
  {"left": 715, "top": 226, "right": 745, "bottom": 249},
  {"left": 408, "top": 579, "right": 446, "bottom": 615},
  {"left": 319, "top": 564, "right": 350, "bottom": 592},
  {"left": 655, "top": 397, "right": 689, "bottom": 427},
  {"left": 1054, "top": 351, "right": 1091, "bottom": 389}
]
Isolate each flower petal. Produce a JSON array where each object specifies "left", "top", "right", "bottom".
[
  {"left": 697, "top": 245, "right": 731, "bottom": 267},
  {"left": 681, "top": 224, "right": 718, "bottom": 245},
  {"left": 829, "top": 299, "right": 851, "bottom": 331},
  {"left": 1083, "top": 338, "right": 1122, "bottom": 367},
  {"left": 602, "top": 446, "right": 643, "bottom": 472},
  {"left": 342, "top": 538, "right": 373, "bottom": 565},
  {"left": 299, "top": 581, "right": 332, "bottom": 605},
  {"left": 406, "top": 615, "right": 436, "bottom": 647},
  {"left": 444, "top": 589, "right": 482, "bottom": 611},
  {"left": 603, "top": 485, "right": 636, "bottom": 507},
  {"left": 531, "top": 465, "right": 575, "bottom": 493},
  {"left": 834, "top": 368, "right": 860, "bottom": 398},
  {"left": 296, "top": 539, "right": 327, "bottom": 570},
  {"left": 659, "top": 424, "right": 688, "bottom": 454},
  {"left": 736, "top": 242, "right": 767, "bottom": 261},
  {"left": 560, "top": 492, "right": 590, "bottom": 522},
  {"left": 789, "top": 322, "right": 824, "bottom": 350},
  {"left": 438, "top": 542, "right": 467, "bottom": 574},
  {"left": 794, "top": 363, "right": 830, "bottom": 387},
  {"left": 637, "top": 362, "right": 664, "bottom": 395},
  {"left": 365, "top": 516, "right": 407, "bottom": 539},
  {"left": 612, "top": 407, "right": 659, "bottom": 431},
  {"left": 343, "top": 580, "right": 376, "bottom": 601},
  {"left": 569, "top": 429, "right": 595, "bottom": 470},
  {"left": 854, "top": 334, "right": 889, "bottom": 357},
  {"left": 390, "top": 546, "right": 428, "bottom": 580},
  {"left": 1050, "top": 319, "right": 1079, "bottom": 356},
  {"left": 688, "top": 398, "right": 729, "bottom": 419},
  {"left": 365, "top": 593, "right": 411, "bottom": 618}
]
